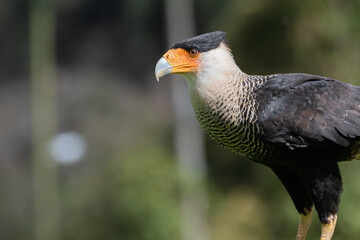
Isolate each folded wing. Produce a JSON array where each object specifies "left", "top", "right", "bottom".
[{"left": 255, "top": 73, "right": 360, "bottom": 149}]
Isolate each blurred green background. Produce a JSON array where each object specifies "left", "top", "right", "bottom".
[{"left": 2, "top": 0, "right": 360, "bottom": 239}]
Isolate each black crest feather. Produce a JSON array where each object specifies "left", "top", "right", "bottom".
[{"left": 170, "top": 31, "right": 227, "bottom": 53}]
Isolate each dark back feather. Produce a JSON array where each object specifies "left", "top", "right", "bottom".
[{"left": 255, "top": 73, "right": 360, "bottom": 149}]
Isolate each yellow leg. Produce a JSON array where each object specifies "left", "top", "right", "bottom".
[
  {"left": 320, "top": 214, "right": 337, "bottom": 240},
  {"left": 296, "top": 207, "right": 314, "bottom": 240}
]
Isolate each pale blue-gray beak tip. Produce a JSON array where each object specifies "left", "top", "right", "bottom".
[{"left": 155, "top": 57, "right": 172, "bottom": 82}]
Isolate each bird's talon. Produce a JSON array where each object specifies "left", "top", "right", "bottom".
[{"left": 320, "top": 214, "right": 337, "bottom": 240}]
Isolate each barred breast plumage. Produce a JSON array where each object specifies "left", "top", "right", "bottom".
[{"left": 192, "top": 71, "right": 276, "bottom": 160}]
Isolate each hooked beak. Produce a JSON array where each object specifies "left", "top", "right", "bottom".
[{"left": 155, "top": 57, "right": 172, "bottom": 81}]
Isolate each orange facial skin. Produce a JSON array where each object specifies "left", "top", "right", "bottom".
[{"left": 163, "top": 48, "right": 200, "bottom": 74}]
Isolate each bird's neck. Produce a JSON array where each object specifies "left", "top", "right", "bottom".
[
  {"left": 186, "top": 56, "right": 237, "bottom": 95},
  {"left": 185, "top": 67, "right": 253, "bottom": 122},
  {"left": 183, "top": 69, "right": 274, "bottom": 159}
]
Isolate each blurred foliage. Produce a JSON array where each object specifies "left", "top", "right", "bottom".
[
  {"left": 211, "top": 187, "right": 270, "bottom": 240},
  {"left": 1, "top": 0, "right": 360, "bottom": 240},
  {"left": 61, "top": 146, "right": 180, "bottom": 240}
]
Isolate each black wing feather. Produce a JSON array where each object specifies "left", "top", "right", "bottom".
[{"left": 255, "top": 73, "right": 360, "bottom": 149}]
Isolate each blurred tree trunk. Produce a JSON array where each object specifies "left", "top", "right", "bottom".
[
  {"left": 29, "top": 0, "right": 60, "bottom": 240},
  {"left": 164, "top": 1, "right": 209, "bottom": 240}
]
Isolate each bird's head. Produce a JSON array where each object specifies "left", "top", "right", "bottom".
[{"left": 155, "top": 31, "right": 239, "bottom": 86}]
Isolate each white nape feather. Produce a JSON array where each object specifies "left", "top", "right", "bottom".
[{"left": 183, "top": 42, "right": 242, "bottom": 104}]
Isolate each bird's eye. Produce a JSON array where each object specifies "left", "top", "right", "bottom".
[{"left": 189, "top": 49, "right": 198, "bottom": 58}]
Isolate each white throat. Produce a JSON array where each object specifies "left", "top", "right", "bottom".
[{"left": 183, "top": 43, "right": 242, "bottom": 104}]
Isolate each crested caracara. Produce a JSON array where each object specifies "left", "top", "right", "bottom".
[{"left": 155, "top": 31, "right": 360, "bottom": 240}]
